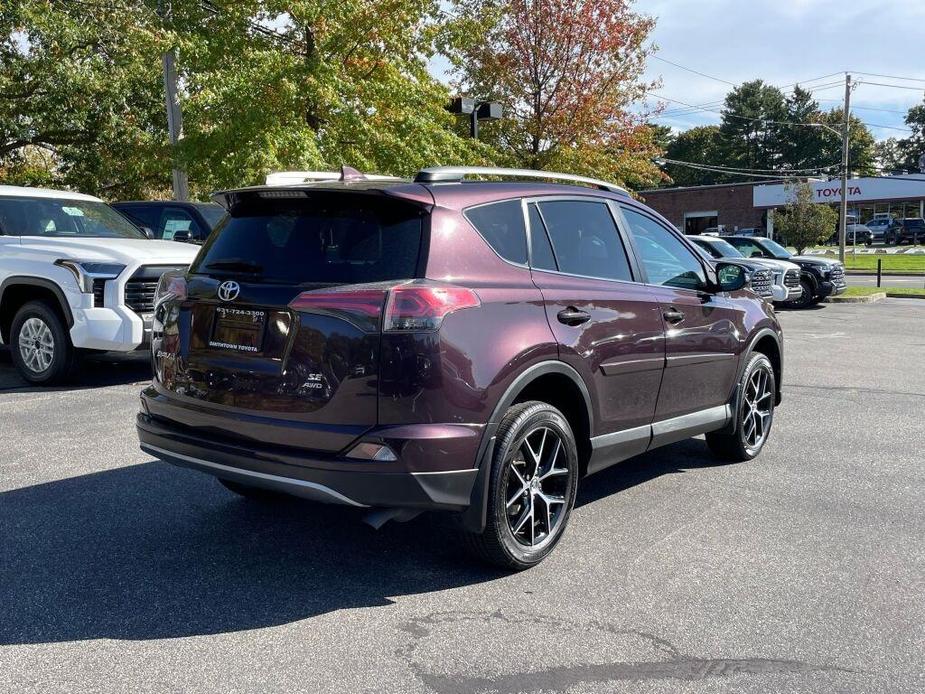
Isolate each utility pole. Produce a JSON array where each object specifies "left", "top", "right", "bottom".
[
  {"left": 160, "top": 1, "right": 189, "bottom": 201},
  {"left": 838, "top": 73, "right": 852, "bottom": 264}
]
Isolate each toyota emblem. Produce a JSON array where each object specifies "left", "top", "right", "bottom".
[{"left": 217, "top": 280, "right": 240, "bottom": 302}]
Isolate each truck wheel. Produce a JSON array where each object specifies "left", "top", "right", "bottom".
[
  {"left": 706, "top": 353, "right": 776, "bottom": 462},
  {"left": 10, "top": 301, "right": 76, "bottom": 385},
  {"left": 463, "top": 401, "right": 579, "bottom": 570},
  {"left": 784, "top": 279, "right": 814, "bottom": 309}
]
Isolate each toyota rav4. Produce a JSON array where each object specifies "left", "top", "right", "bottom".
[
  {"left": 137, "top": 166, "right": 784, "bottom": 569},
  {"left": 0, "top": 185, "right": 199, "bottom": 384}
]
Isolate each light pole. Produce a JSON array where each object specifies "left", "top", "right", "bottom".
[{"left": 447, "top": 97, "right": 503, "bottom": 139}]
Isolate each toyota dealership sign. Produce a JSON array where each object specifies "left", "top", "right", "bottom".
[{"left": 753, "top": 174, "right": 925, "bottom": 208}]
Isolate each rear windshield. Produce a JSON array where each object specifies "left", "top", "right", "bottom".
[{"left": 191, "top": 194, "right": 425, "bottom": 286}]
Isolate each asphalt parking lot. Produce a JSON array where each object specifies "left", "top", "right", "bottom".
[{"left": 1, "top": 300, "right": 923, "bottom": 694}]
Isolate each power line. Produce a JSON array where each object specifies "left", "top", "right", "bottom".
[
  {"left": 650, "top": 56, "right": 737, "bottom": 86},
  {"left": 654, "top": 159, "right": 807, "bottom": 180},
  {"left": 851, "top": 71, "right": 925, "bottom": 84},
  {"left": 658, "top": 80, "right": 845, "bottom": 118},
  {"left": 657, "top": 157, "right": 838, "bottom": 175},
  {"left": 857, "top": 80, "right": 925, "bottom": 92}
]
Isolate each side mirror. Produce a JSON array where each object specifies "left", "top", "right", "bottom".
[
  {"left": 750, "top": 250, "right": 763, "bottom": 258},
  {"left": 141, "top": 226, "right": 154, "bottom": 239},
  {"left": 173, "top": 230, "right": 191, "bottom": 243},
  {"left": 716, "top": 262, "right": 748, "bottom": 292}
]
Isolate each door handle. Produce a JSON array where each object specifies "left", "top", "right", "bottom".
[
  {"left": 557, "top": 307, "right": 591, "bottom": 326},
  {"left": 663, "top": 308, "right": 685, "bottom": 324}
]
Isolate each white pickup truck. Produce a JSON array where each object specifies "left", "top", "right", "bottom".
[{"left": 0, "top": 185, "right": 199, "bottom": 384}]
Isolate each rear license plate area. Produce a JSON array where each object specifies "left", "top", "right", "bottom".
[{"left": 209, "top": 306, "right": 267, "bottom": 353}]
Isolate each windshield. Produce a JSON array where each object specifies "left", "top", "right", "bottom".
[
  {"left": 759, "top": 239, "right": 791, "bottom": 258},
  {"left": 0, "top": 196, "right": 146, "bottom": 239},
  {"left": 706, "top": 238, "right": 744, "bottom": 258},
  {"left": 190, "top": 194, "right": 424, "bottom": 286},
  {"left": 195, "top": 203, "right": 226, "bottom": 230}
]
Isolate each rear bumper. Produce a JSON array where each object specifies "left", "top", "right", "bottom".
[{"left": 136, "top": 412, "right": 480, "bottom": 511}]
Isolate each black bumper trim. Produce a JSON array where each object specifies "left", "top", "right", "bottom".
[{"left": 137, "top": 414, "right": 479, "bottom": 511}]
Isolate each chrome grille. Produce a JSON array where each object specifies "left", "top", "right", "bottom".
[
  {"left": 124, "top": 280, "right": 158, "bottom": 313},
  {"left": 784, "top": 269, "right": 801, "bottom": 288},
  {"left": 92, "top": 278, "right": 106, "bottom": 308},
  {"left": 830, "top": 264, "right": 845, "bottom": 284},
  {"left": 750, "top": 269, "right": 773, "bottom": 298}
]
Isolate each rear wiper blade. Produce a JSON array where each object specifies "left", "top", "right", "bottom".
[{"left": 205, "top": 259, "right": 264, "bottom": 273}]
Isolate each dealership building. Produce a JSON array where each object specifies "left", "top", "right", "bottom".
[{"left": 641, "top": 173, "right": 925, "bottom": 236}]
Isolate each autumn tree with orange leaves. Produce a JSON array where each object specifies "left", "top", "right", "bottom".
[{"left": 444, "top": 0, "right": 663, "bottom": 189}]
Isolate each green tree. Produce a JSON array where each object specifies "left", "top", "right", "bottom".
[
  {"left": 443, "top": 0, "right": 662, "bottom": 190},
  {"left": 778, "top": 85, "right": 827, "bottom": 171},
  {"left": 719, "top": 80, "right": 787, "bottom": 172},
  {"left": 816, "top": 108, "right": 877, "bottom": 177},
  {"left": 775, "top": 181, "right": 838, "bottom": 254},
  {"left": 1, "top": 0, "right": 489, "bottom": 198},
  {"left": 892, "top": 99, "right": 925, "bottom": 172},
  {"left": 875, "top": 137, "right": 907, "bottom": 174},
  {"left": 662, "top": 125, "right": 726, "bottom": 186}
]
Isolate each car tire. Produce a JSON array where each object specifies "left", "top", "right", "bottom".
[
  {"left": 218, "top": 477, "right": 286, "bottom": 501},
  {"left": 784, "top": 279, "right": 814, "bottom": 309},
  {"left": 9, "top": 301, "right": 76, "bottom": 385},
  {"left": 463, "top": 401, "right": 579, "bottom": 570},
  {"left": 706, "top": 353, "right": 776, "bottom": 462}
]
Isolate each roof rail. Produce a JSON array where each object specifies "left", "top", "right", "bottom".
[
  {"left": 414, "top": 166, "right": 629, "bottom": 195},
  {"left": 265, "top": 167, "right": 403, "bottom": 186}
]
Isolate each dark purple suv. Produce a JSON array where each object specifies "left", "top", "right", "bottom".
[{"left": 137, "top": 166, "right": 783, "bottom": 569}]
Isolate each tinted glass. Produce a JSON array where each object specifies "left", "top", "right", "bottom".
[
  {"left": 537, "top": 200, "right": 631, "bottom": 281},
  {"left": 191, "top": 195, "right": 423, "bottom": 286},
  {"left": 759, "top": 239, "right": 791, "bottom": 258},
  {"left": 0, "top": 197, "right": 146, "bottom": 238},
  {"left": 527, "top": 204, "right": 557, "bottom": 271},
  {"left": 465, "top": 200, "right": 527, "bottom": 264},
  {"left": 726, "top": 237, "right": 763, "bottom": 258},
  {"left": 116, "top": 205, "right": 161, "bottom": 230},
  {"left": 195, "top": 203, "right": 226, "bottom": 229},
  {"left": 622, "top": 208, "right": 707, "bottom": 290}
]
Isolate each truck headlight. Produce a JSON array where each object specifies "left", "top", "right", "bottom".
[{"left": 54, "top": 260, "right": 126, "bottom": 293}]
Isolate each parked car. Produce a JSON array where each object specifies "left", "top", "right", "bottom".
[
  {"left": 826, "top": 223, "right": 872, "bottom": 246},
  {"left": 689, "top": 235, "right": 802, "bottom": 303},
  {"left": 0, "top": 185, "right": 199, "bottom": 384},
  {"left": 733, "top": 227, "right": 767, "bottom": 238},
  {"left": 896, "top": 218, "right": 925, "bottom": 245},
  {"left": 725, "top": 235, "right": 846, "bottom": 308},
  {"left": 865, "top": 218, "right": 901, "bottom": 246},
  {"left": 689, "top": 245, "right": 774, "bottom": 301},
  {"left": 137, "top": 166, "right": 784, "bottom": 570},
  {"left": 112, "top": 200, "right": 226, "bottom": 244}
]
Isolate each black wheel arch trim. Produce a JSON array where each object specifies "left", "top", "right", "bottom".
[
  {"left": 460, "top": 360, "right": 593, "bottom": 533},
  {"left": 0, "top": 276, "right": 75, "bottom": 333},
  {"left": 721, "top": 327, "right": 782, "bottom": 433}
]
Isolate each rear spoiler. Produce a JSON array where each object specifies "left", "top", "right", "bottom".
[{"left": 265, "top": 167, "right": 402, "bottom": 186}]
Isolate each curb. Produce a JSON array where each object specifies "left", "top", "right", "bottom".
[
  {"left": 886, "top": 293, "right": 925, "bottom": 300},
  {"left": 825, "top": 293, "right": 886, "bottom": 304}
]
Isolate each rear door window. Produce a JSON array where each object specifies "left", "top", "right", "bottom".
[
  {"left": 191, "top": 195, "right": 424, "bottom": 286},
  {"left": 464, "top": 200, "right": 528, "bottom": 265},
  {"left": 536, "top": 200, "right": 632, "bottom": 281},
  {"left": 527, "top": 204, "right": 557, "bottom": 271}
]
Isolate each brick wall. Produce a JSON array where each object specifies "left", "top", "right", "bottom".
[{"left": 640, "top": 184, "right": 767, "bottom": 233}]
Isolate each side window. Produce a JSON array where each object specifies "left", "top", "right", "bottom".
[
  {"left": 119, "top": 206, "right": 160, "bottom": 232},
  {"left": 621, "top": 208, "right": 707, "bottom": 290},
  {"left": 536, "top": 200, "right": 632, "bottom": 281},
  {"left": 527, "top": 204, "right": 557, "bottom": 271},
  {"left": 160, "top": 207, "right": 201, "bottom": 241},
  {"left": 464, "top": 200, "right": 528, "bottom": 265}
]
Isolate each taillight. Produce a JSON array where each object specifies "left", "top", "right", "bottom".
[
  {"left": 288, "top": 284, "right": 480, "bottom": 333},
  {"left": 154, "top": 271, "right": 187, "bottom": 306},
  {"left": 288, "top": 289, "right": 387, "bottom": 332},
  {"left": 383, "top": 285, "right": 480, "bottom": 332}
]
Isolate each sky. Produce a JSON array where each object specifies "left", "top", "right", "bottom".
[
  {"left": 431, "top": 0, "right": 925, "bottom": 142},
  {"left": 637, "top": 0, "right": 925, "bottom": 140}
]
